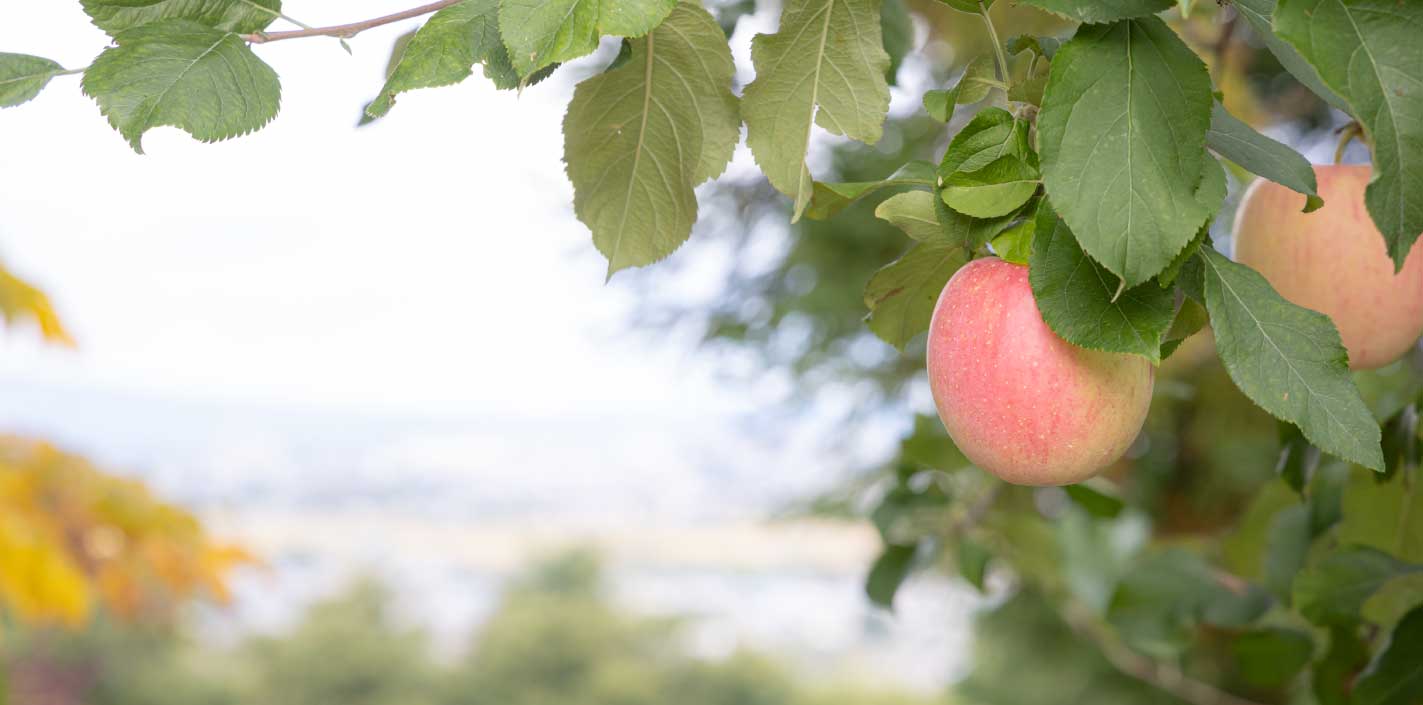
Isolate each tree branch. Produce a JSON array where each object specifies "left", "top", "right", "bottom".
[{"left": 241, "top": 0, "right": 463, "bottom": 44}]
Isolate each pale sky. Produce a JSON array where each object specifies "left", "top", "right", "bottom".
[{"left": 0, "top": 1, "right": 775, "bottom": 418}]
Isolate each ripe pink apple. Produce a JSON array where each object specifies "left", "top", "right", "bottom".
[
  {"left": 1233, "top": 164, "right": 1423, "bottom": 370},
  {"left": 926, "top": 258, "right": 1154, "bottom": 486}
]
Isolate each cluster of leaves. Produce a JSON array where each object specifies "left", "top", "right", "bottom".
[
  {"left": 0, "top": 436, "right": 252, "bottom": 629},
  {"left": 857, "top": 347, "right": 1423, "bottom": 705}
]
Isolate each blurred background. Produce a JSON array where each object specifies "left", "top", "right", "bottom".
[{"left": 0, "top": 1, "right": 1413, "bottom": 704}]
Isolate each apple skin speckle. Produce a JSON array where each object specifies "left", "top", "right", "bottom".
[{"left": 926, "top": 257, "right": 1154, "bottom": 486}]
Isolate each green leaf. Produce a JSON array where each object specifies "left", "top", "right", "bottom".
[
  {"left": 876, "top": 191, "right": 947, "bottom": 242},
  {"left": 1231, "top": 0, "right": 1349, "bottom": 113},
  {"left": 1263, "top": 504, "right": 1311, "bottom": 601},
  {"left": 743, "top": 0, "right": 891, "bottom": 221},
  {"left": 1314, "top": 625, "right": 1370, "bottom": 705},
  {"left": 942, "top": 156, "right": 1040, "bottom": 218},
  {"left": 362, "top": 0, "right": 515, "bottom": 123},
  {"left": 1038, "top": 17, "right": 1214, "bottom": 287},
  {"left": 1294, "top": 546, "right": 1423, "bottom": 626},
  {"left": 80, "top": 0, "right": 280, "bottom": 35},
  {"left": 1028, "top": 202, "right": 1176, "bottom": 361},
  {"left": 953, "top": 56, "right": 999, "bottom": 106},
  {"left": 1275, "top": 0, "right": 1423, "bottom": 270},
  {"left": 805, "top": 160, "right": 936, "bottom": 220},
  {"left": 880, "top": 0, "right": 912, "bottom": 83},
  {"left": 0, "top": 53, "right": 66, "bottom": 108},
  {"left": 938, "top": 107, "right": 1031, "bottom": 179},
  {"left": 500, "top": 0, "right": 676, "bottom": 77},
  {"left": 1199, "top": 249, "right": 1385, "bottom": 471},
  {"left": 1063, "top": 481, "right": 1126, "bottom": 519},
  {"left": 864, "top": 241, "right": 968, "bottom": 349},
  {"left": 1276, "top": 421, "right": 1320, "bottom": 494},
  {"left": 936, "top": 0, "right": 994, "bottom": 14},
  {"left": 866, "top": 543, "right": 916, "bottom": 609},
  {"left": 81, "top": 20, "right": 280, "bottom": 153},
  {"left": 1232, "top": 628, "right": 1314, "bottom": 688},
  {"left": 923, "top": 88, "right": 958, "bottom": 123},
  {"left": 1006, "top": 35, "right": 1059, "bottom": 59},
  {"left": 900, "top": 413, "right": 970, "bottom": 469},
  {"left": 562, "top": 1, "right": 738, "bottom": 276},
  {"left": 957, "top": 538, "right": 992, "bottom": 591},
  {"left": 990, "top": 218, "right": 1034, "bottom": 265},
  {"left": 1016, "top": 0, "right": 1172, "bottom": 23},
  {"left": 1206, "top": 102, "right": 1322, "bottom": 212},
  {"left": 1006, "top": 48, "right": 1049, "bottom": 106},
  {"left": 1339, "top": 469, "right": 1423, "bottom": 563},
  {"left": 1353, "top": 605, "right": 1423, "bottom": 705},
  {"left": 1160, "top": 297, "right": 1208, "bottom": 361},
  {"left": 872, "top": 468, "right": 950, "bottom": 543}
]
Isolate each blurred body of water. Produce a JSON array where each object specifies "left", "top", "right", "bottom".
[{"left": 0, "top": 376, "right": 982, "bottom": 692}]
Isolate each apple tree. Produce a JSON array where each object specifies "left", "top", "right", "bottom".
[{"left": 4, "top": 0, "right": 1423, "bottom": 702}]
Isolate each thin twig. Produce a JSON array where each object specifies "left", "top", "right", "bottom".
[
  {"left": 1064, "top": 606, "right": 1270, "bottom": 705},
  {"left": 241, "top": 0, "right": 463, "bottom": 43}
]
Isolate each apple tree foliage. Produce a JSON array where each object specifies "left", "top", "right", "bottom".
[{"left": 5, "top": 0, "right": 1423, "bottom": 701}]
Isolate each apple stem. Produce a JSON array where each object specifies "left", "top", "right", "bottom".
[{"left": 1333, "top": 121, "right": 1366, "bottom": 164}]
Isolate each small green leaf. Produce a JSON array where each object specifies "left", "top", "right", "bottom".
[
  {"left": 900, "top": 413, "right": 970, "bottom": 469},
  {"left": 0, "top": 53, "right": 65, "bottom": 108},
  {"left": 1339, "top": 469, "right": 1423, "bottom": 563},
  {"left": 743, "top": 0, "right": 891, "bottom": 221},
  {"left": 1199, "top": 249, "right": 1384, "bottom": 471},
  {"left": 922, "top": 87, "right": 958, "bottom": 122},
  {"left": 563, "top": 1, "right": 739, "bottom": 276},
  {"left": 1160, "top": 297, "right": 1208, "bottom": 361},
  {"left": 1028, "top": 202, "right": 1176, "bottom": 361},
  {"left": 880, "top": 0, "right": 912, "bottom": 83},
  {"left": 362, "top": 0, "right": 516, "bottom": 123},
  {"left": 1275, "top": 0, "right": 1423, "bottom": 270},
  {"left": 958, "top": 539, "right": 992, "bottom": 591},
  {"left": 942, "top": 156, "right": 1039, "bottom": 218},
  {"left": 954, "top": 56, "right": 999, "bottom": 106},
  {"left": 1206, "top": 102, "right": 1322, "bottom": 212},
  {"left": 1006, "top": 49, "right": 1048, "bottom": 106},
  {"left": 936, "top": 0, "right": 994, "bottom": 14},
  {"left": 500, "top": 0, "right": 676, "bottom": 77},
  {"left": 1038, "top": 17, "right": 1214, "bottom": 287},
  {"left": 990, "top": 218, "right": 1034, "bottom": 265},
  {"left": 81, "top": 20, "right": 280, "bottom": 153},
  {"left": 937, "top": 107, "right": 1031, "bottom": 180},
  {"left": 1294, "top": 546, "right": 1423, "bottom": 626},
  {"left": 866, "top": 543, "right": 916, "bottom": 609},
  {"left": 1352, "top": 605, "right": 1423, "bottom": 705},
  {"left": 876, "top": 191, "right": 947, "bottom": 242},
  {"left": 1006, "top": 35, "right": 1059, "bottom": 59},
  {"left": 1017, "top": 0, "right": 1172, "bottom": 23},
  {"left": 1232, "top": 628, "right": 1314, "bottom": 688},
  {"left": 1275, "top": 421, "right": 1320, "bottom": 494},
  {"left": 1231, "top": 0, "right": 1348, "bottom": 113},
  {"left": 1063, "top": 481, "right": 1125, "bottom": 519},
  {"left": 864, "top": 241, "right": 968, "bottom": 349},
  {"left": 805, "top": 160, "right": 936, "bottom": 220},
  {"left": 80, "top": 0, "right": 280, "bottom": 35}
]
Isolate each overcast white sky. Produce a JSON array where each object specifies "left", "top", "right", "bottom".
[{"left": 0, "top": 1, "right": 776, "bottom": 418}]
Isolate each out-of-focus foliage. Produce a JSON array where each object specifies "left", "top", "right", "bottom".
[
  {"left": 0, "top": 260, "right": 72, "bottom": 346},
  {"left": 0, "top": 437, "right": 251, "bottom": 628},
  {"left": 1, "top": 552, "right": 937, "bottom": 705}
]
